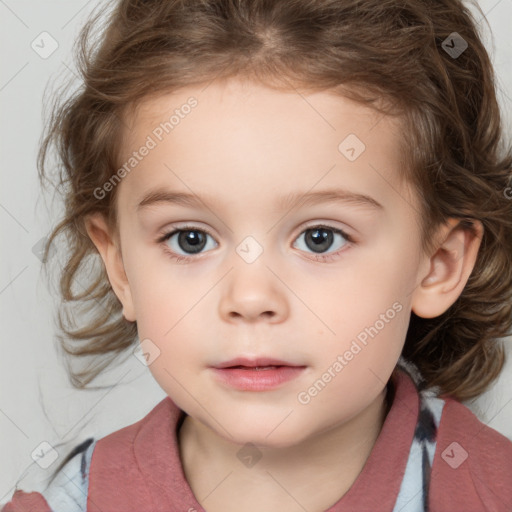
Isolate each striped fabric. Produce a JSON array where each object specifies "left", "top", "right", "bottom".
[{"left": 392, "top": 360, "right": 445, "bottom": 511}]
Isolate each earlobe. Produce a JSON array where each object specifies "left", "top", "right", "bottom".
[
  {"left": 411, "top": 219, "right": 483, "bottom": 319},
  {"left": 84, "top": 213, "right": 136, "bottom": 322}
]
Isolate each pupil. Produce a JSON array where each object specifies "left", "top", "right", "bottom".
[
  {"left": 307, "top": 228, "right": 332, "bottom": 253},
  {"left": 179, "top": 230, "right": 206, "bottom": 253}
]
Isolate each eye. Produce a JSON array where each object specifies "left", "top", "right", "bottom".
[
  {"left": 157, "top": 225, "right": 217, "bottom": 261},
  {"left": 157, "top": 223, "right": 353, "bottom": 263},
  {"left": 292, "top": 225, "right": 352, "bottom": 261}
]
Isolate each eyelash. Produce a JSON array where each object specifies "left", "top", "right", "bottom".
[{"left": 156, "top": 224, "right": 354, "bottom": 264}]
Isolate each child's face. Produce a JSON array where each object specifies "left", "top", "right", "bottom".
[{"left": 102, "top": 79, "right": 432, "bottom": 447}]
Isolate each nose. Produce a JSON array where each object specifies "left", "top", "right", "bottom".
[{"left": 218, "top": 264, "right": 289, "bottom": 324}]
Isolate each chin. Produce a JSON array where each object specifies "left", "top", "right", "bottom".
[{"left": 224, "top": 421, "right": 313, "bottom": 450}]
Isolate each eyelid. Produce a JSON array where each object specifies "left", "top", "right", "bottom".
[
  {"left": 157, "top": 219, "right": 355, "bottom": 243},
  {"left": 157, "top": 220, "right": 355, "bottom": 265},
  {"left": 156, "top": 221, "right": 217, "bottom": 238},
  {"left": 295, "top": 220, "right": 355, "bottom": 241}
]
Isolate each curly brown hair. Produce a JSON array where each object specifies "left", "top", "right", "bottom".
[{"left": 37, "top": 0, "right": 512, "bottom": 401}]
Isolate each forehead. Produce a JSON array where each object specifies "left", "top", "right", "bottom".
[{"left": 116, "top": 79, "right": 416, "bottom": 215}]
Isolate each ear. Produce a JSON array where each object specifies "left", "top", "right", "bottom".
[
  {"left": 411, "top": 218, "right": 484, "bottom": 319},
  {"left": 84, "top": 213, "right": 136, "bottom": 322}
]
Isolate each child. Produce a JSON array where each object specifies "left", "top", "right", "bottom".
[{"left": 4, "top": 0, "right": 512, "bottom": 510}]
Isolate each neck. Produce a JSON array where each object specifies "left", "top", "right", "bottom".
[{"left": 178, "top": 382, "right": 392, "bottom": 512}]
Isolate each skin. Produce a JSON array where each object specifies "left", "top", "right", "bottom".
[{"left": 86, "top": 78, "right": 483, "bottom": 512}]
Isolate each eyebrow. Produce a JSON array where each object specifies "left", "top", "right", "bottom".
[{"left": 136, "top": 187, "right": 383, "bottom": 213}]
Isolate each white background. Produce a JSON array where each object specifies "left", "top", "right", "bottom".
[{"left": 1, "top": 0, "right": 512, "bottom": 503}]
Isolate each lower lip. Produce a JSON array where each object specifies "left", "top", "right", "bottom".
[{"left": 210, "top": 366, "right": 306, "bottom": 391}]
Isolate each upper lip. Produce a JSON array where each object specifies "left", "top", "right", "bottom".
[{"left": 213, "top": 357, "right": 305, "bottom": 369}]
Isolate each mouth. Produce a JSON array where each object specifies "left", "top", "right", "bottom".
[
  {"left": 210, "top": 357, "right": 307, "bottom": 391},
  {"left": 226, "top": 365, "right": 287, "bottom": 370},
  {"left": 213, "top": 357, "right": 303, "bottom": 369}
]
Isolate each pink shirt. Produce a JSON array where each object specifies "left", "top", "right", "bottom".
[{"left": 4, "top": 366, "right": 512, "bottom": 511}]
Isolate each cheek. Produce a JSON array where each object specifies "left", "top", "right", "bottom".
[
  {"left": 319, "top": 252, "right": 414, "bottom": 380},
  {"left": 332, "top": 300, "right": 407, "bottom": 376},
  {"left": 324, "top": 264, "right": 412, "bottom": 341},
  {"left": 137, "top": 318, "right": 205, "bottom": 408},
  {"left": 123, "top": 245, "right": 179, "bottom": 315}
]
